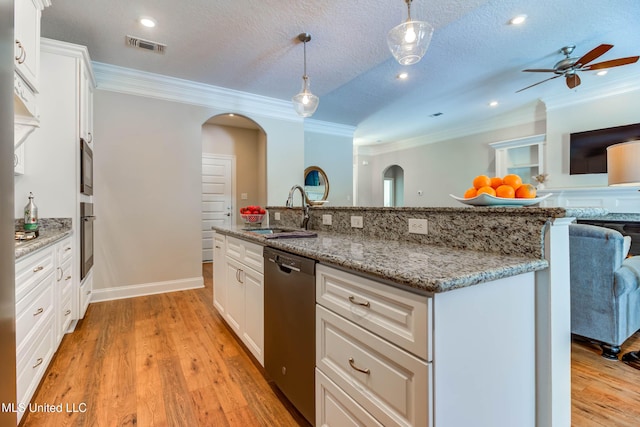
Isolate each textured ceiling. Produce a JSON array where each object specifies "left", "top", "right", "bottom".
[{"left": 41, "top": 0, "right": 640, "bottom": 145}]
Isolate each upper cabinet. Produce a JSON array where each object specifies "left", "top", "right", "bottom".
[
  {"left": 14, "top": 0, "right": 51, "bottom": 147},
  {"left": 490, "top": 134, "right": 545, "bottom": 185},
  {"left": 79, "top": 62, "right": 94, "bottom": 144}
]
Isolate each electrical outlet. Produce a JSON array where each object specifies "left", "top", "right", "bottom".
[
  {"left": 351, "top": 215, "right": 363, "bottom": 228},
  {"left": 241, "top": 193, "right": 248, "bottom": 200},
  {"left": 322, "top": 214, "right": 332, "bottom": 225},
  {"left": 408, "top": 218, "right": 429, "bottom": 235},
  {"left": 274, "top": 212, "right": 281, "bottom": 221}
]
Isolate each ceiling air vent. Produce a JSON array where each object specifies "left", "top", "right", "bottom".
[{"left": 125, "top": 35, "right": 166, "bottom": 54}]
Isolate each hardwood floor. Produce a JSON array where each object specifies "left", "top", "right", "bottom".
[
  {"left": 21, "top": 263, "right": 640, "bottom": 426},
  {"left": 21, "top": 263, "right": 309, "bottom": 427}
]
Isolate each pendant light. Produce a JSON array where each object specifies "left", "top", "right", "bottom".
[
  {"left": 292, "top": 33, "right": 319, "bottom": 118},
  {"left": 387, "top": 0, "right": 434, "bottom": 65}
]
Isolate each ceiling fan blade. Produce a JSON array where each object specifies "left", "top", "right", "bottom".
[
  {"left": 522, "top": 68, "right": 557, "bottom": 73},
  {"left": 516, "top": 75, "right": 561, "bottom": 93},
  {"left": 566, "top": 74, "right": 581, "bottom": 89},
  {"left": 575, "top": 44, "right": 613, "bottom": 67},
  {"left": 584, "top": 56, "right": 640, "bottom": 70}
]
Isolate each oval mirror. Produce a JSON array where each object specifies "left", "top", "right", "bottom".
[{"left": 304, "top": 166, "right": 329, "bottom": 205}]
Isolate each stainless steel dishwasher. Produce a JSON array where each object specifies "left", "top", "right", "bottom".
[{"left": 264, "top": 247, "right": 316, "bottom": 426}]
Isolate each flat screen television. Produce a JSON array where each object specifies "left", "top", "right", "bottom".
[{"left": 570, "top": 123, "right": 640, "bottom": 174}]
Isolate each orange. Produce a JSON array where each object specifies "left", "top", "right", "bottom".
[
  {"left": 490, "top": 177, "right": 503, "bottom": 189},
  {"left": 503, "top": 174, "right": 523, "bottom": 190},
  {"left": 472, "top": 175, "right": 492, "bottom": 190},
  {"left": 495, "top": 184, "right": 515, "bottom": 198},
  {"left": 515, "top": 183, "right": 537, "bottom": 198},
  {"left": 463, "top": 187, "right": 477, "bottom": 198},
  {"left": 476, "top": 186, "right": 496, "bottom": 196}
]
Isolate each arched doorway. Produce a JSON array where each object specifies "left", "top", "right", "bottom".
[
  {"left": 382, "top": 165, "right": 404, "bottom": 207},
  {"left": 201, "top": 113, "right": 267, "bottom": 261}
]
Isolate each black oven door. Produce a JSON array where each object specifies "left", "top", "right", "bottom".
[{"left": 80, "top": 203, "right": 95, "bottom": 280}]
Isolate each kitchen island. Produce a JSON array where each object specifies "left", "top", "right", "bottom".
[{"left": 213, "top": 206, "right": 607, "bottom": 427}]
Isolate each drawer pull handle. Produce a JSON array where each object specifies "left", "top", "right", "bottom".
[
  {"left": 87, "top": 290, "right": 91, "bottom": 295},
  {"left": 32, "top": 358, "right": 43, "bottom": 368},
  {"left": 57, "top": 267, "right": 63, "bottom": 281},
  {"left": 348, "top": 357, "right": 370, "bottom": 375},
  {"left": 65, "top": 276, "right": 72, "bottom": 281},
  {"left": 348, "top": 296, "right": 370, "bottom": 308},
  {"left": 33, "top": 307, "right": 44, "bottom": 316},
  {"left": 65, "top": 309, "right": 71, "bottom": 316},
  {"left": 65, "top": 247, "right": 72, "bottom": 252},
  {"left": 33, "top": 266, "right": 44, "bottom": 273}
]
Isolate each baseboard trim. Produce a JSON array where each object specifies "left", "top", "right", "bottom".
[{"left": 91, "top": 276, "right": 204, "bottom": 302}]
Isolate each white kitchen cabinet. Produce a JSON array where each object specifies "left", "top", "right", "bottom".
[
  {"left": 212, "top": 232, "right": 227, "bottom": 315},
  {"left": 13, "top": 0, "right": 50, "bottom": 135},
  {"left": 14, "top": 143, "right": 25, "bottom": 175},
  {"left": 55, "top": 236, "right": 74, "bottom": 342},
  {"left": 79, "top": 270, "right": 93, "bottom": 319},
  {"left": 222, "top": 235, "right": 264, "bottom": 366},
  {"left": 490, "top": 134, "right": 545, "bottom": 185},
  {"left": 79, "top": 61, "right": 94, "bottom": 144},
  {"left": 316, "top": 264, "right": 536, "bottom": 427},
  {"left": 15, "top": 244, "right": 56, "bottom": 424}
]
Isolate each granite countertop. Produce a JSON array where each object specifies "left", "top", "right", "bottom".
[
  {"left": 213, "top": 225, "right": 549, "bottom": 294},
  {"left": 15, "top": 218, "right": 73, "bottom": 260}
]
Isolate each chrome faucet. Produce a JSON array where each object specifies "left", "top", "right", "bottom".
[{"left": 286, "top": 185, "right": 310, "bottom": 230}]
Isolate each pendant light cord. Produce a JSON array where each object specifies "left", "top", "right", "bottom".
[{"left": 406, "top": 0, "right": 413, "bottom": 22}]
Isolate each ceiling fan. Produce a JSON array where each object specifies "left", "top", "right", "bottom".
[{"left": 516, "top": 44, "right": 639, "bottom": 93}]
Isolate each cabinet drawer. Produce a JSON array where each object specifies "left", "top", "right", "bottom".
[
  {"left": 317, "top": 264, "right": 431, "bottom": 360},
  {"left": 16, "top": 272, "right": 54, "bottom": 352},
  {"left": 316, "top": 368, "right": 384, "bottom": 427},
  {"left": 15, "top": 246, "right": 55, "bottom": 302},
  {"left": 226, "top": 236, "right": 263, "bottom": 272},
  {"left": 79, "top": 273, "right": 92, "bottom": 318},
  {"left": 56, "top": 236, "right": 73, "bottom": 264},
  {"left": 17, "top": 311, "right": 54, "bottom": 413},
  {"left": 317, "top": 305, "right": 431, "bottom": 427}
]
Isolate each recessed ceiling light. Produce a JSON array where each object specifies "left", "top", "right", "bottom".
[
  {"left": 139, "top": 17, "right": 157, "bottom": 28},
  {"left": 596, "top": 70, "right": 608, "bottom": 76},
  {"left": 397, "top": 72, "right": 408, "bottom": 80},
  {"left": 489, "top": 101, "right": 499, "bottom": 107},
  {"left": 509, "top": 15, "right": 527, "bottom": 25}
]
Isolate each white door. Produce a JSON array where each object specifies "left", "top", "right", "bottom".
[{"left": 202, "top": 155, "right": 233, "bottom": 262}]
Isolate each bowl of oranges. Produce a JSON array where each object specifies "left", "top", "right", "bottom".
[{"left": 450, "top": 174, "right": 551, "bottom": 207}]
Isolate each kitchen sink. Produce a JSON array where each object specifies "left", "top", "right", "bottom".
[
  {"left": 242, "top": 227, "right": 317, "bottom": 239},
  {"left": 243, "top": 228, "right": 289, "bottom": 235}
]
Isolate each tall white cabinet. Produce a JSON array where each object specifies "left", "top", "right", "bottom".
[{"left": 14, "top": 38, "right": 96, "bottom": 325}]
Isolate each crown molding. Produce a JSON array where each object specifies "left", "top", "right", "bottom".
[
  {"left": 92, "top": 62, "right": 306, "bottom": 123},
  {"left": 543, "top": 70, "right": 640, "bottom": 111},
  {"left": 41, "top": 38, "right": 96, "bottom": 87},
  {"left": 304, "top": 119, "right": 356, "bottom": 138},
  {"left": 356, "top": 103, "right": 546, "bottom": 156}
]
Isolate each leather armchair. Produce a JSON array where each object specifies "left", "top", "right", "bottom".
[{"left": 569, "top": 223, "right": 640, "bottom": 359}]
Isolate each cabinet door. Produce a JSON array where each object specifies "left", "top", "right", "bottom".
[
  {"left": 212, "top": 234, "right": 227, "bottom": 315},
  {"left": 224, "top": 258, "right": 244, "bottom": 336},
  {"left": 242, "top": 267, "right": 264, "bottom": 365},
  {"left": 14, "top": 0, "right": 42, "bottom": 91},
  {"left": 79, "top": 63, "right": 94, "bottom": 143}
]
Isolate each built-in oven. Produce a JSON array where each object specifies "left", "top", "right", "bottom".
[
  {"left": 80, "top": 202, "right": 95, "bottom": 280},
  {"left": 80, "top": 138, "right": 93, "bottom": 195}
]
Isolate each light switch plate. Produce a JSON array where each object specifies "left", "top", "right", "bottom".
[
  {"left": 408, "top": 218, "right": 428, "bottom": 235},
  {"left": 351, "top": 216, "right": 363, "bottom": 228}
]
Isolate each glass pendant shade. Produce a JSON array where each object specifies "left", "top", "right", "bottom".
[
  {"left": 387, "top": 0, "right": 434, "bottom": 65},
  {"left": 292, "top": 75, "right": 319, "bottom": 117}
]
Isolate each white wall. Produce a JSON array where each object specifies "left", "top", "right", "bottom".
[
  {"left": 93, "top": 89, "right": 303, "bottom": 292},
  {"left": 304, "top": 130, "right": 353, "bottom": 206},
  {"left": 202, "top": 123, "right": 267, "bottom": 224},
  {"left": 546, "top": 89, "right": 640, "bottom": 188}
]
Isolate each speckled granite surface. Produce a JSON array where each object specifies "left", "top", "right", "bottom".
[
  {"left": 266, "top": 206, "right": 607, "bottom": 259},
  {"left": 579, "top": 213, "right": 640, "bottom": 222},
  {"left": 15, "top": 218, "right": 72, "bottom": 260},
  {"left": 213, "top": 225, "right": 548, "bottom": 293}
]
